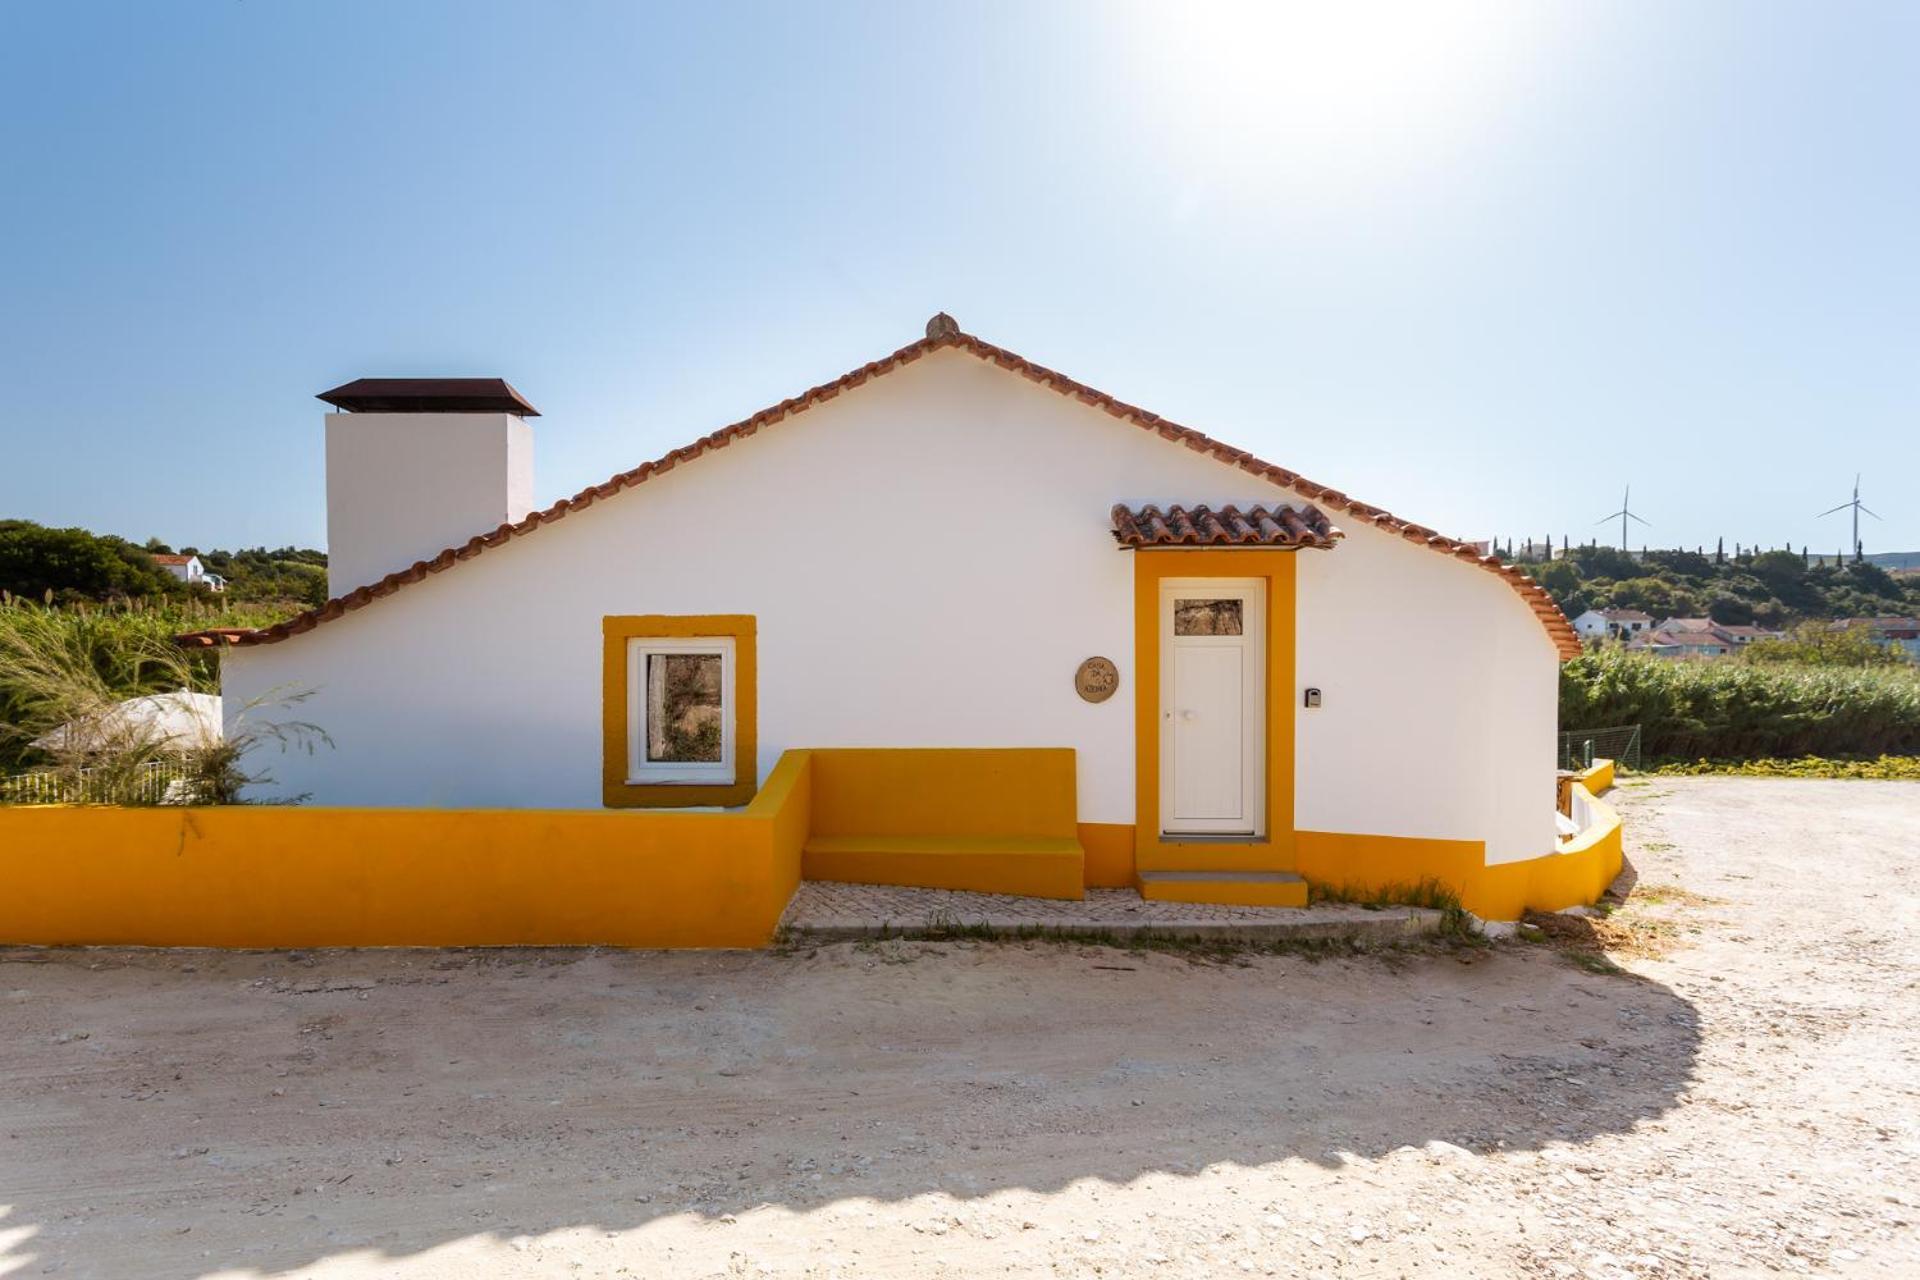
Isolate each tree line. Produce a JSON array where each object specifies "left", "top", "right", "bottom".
[
  {"left": 1524, "top": 543, "right": 1918, "bottom": 627},
  {"left": 0, "top": 520, "right": 328, "bottom": 607}
]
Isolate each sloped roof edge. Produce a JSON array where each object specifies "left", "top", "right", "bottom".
[{"left": 179, "top": 322, "right": 1580, "bottom": 659}]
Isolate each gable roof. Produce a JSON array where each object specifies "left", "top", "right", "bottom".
[
  {"left": 152, "top": 554, "right": 196, "bottom": 566},
  {"left": 178, "top": 316, "right": 1580, "bottom": 658},
  {"left": 1639, "top": 629, "right": 1729, "bottom": 650}
]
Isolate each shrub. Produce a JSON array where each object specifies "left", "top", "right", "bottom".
[
  {"left": 1649, "top": 755, "right": 1920, "bottom": 780},
  {"left": 1560, "top": 648, "right": 1920, "bottom": 761},
  {"left": 0, "top": 598, "right": 326, "bottom": 794},
  {"left": 1744, "top": 622, "right": 1907, "bottom": 669}
]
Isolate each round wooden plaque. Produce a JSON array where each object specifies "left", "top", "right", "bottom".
[{"left": 1075, "top": 656, "right": 1119, "bottom": 703}]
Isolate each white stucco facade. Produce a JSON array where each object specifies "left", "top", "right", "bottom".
[{"left": 226, "top": 348, "right": 1560, "bottom": 863}]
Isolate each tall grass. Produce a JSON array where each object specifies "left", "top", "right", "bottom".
[
  {"left": 1561, "top": 648, "right": 1920, "bottom": 761},
  {"left": 0, "top": 597, "right": 317, "bottom": 781}
]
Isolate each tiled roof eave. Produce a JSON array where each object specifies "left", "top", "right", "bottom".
[
  {"left": 1111, "top": 502, "right": 1343, "bottom": 550},
  {"left": 178, "top": 327, "right": 1580, "bottom": 660}
]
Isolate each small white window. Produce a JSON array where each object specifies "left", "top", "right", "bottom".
[{"left": 626, "top": 636, "right": 735, "bottom": 785}]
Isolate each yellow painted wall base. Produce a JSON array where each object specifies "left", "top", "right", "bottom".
[
  {"left": 0, "top": 752, "right": 813, "bottom": 949},
  {"left": 1077, "top": 822, "right": 1136, "bottom": 888},
  {"left": 1135, "top": 842, "right": 1299, "bottom": 875},
  {"left": 1297, "top": 829, "right": 1487, "bottom": 899},
  {"left": 1098, "top": 767, "right": 1626, "bottom": 923}
]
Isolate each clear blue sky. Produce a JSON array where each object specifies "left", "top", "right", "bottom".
[{"left": 2, "top": 2, "right": 1914, "bottom": 556}]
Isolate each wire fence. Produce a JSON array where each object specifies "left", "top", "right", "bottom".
[
  {"left": 0, "top": 759, "right": 192, "bottom": 806},
  {"left": 1557, "top": 724, "right": 1642, "bottom": 773}
]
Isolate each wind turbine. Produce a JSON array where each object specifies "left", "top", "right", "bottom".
[
  {"left": 1595, "top": 485, "right": 1650, "bottom": 552},
  {"left": 1816, "top": 474, "right": 1880, "bottom": 564}
]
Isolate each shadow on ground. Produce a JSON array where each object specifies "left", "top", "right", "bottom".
[{"left": 0, "top": 937, "right": 1699, "bottom": 1277}]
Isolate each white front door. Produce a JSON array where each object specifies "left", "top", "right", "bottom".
[{"left": 1159, "top": 579, "right": 1266, "bottom": 837}]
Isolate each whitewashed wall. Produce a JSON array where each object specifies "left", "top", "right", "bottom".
[{"left": 226, "top": 348, "right": 1558, "bottom": 861}]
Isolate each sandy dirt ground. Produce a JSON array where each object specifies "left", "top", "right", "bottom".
[{"left": 2, "top": 777, "right": 1917, "bottom": 1280}]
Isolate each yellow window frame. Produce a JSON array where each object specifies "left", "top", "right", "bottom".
[{"left": 602, "top": 615, "right": 758, "bottom": 808}]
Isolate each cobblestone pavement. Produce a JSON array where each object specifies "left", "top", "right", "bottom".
[{"left": 778, "top": 880, "right": 1438, "bottom": 938}]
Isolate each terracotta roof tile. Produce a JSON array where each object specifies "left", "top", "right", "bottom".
[
  {"left": 178, "top": 321, "right": 1580, "bottom": 659},
  {"left": 1112, "top": 503, "right": 1338, "bottom": 550}
]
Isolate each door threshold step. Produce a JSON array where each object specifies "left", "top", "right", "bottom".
[
  {"left": 1139, "top": 871, "right": 1302, "bottom": 884},
  {"left": 1137, "top": 869, "right": 1308, "bottom": 908}
]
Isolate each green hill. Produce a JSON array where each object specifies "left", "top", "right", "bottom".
[
  {"left": 1525, "top": 544, "right": 1918, "bottom": 627},
  {"left": 0, "top": 520, "right": 327, "bottom": 608}
]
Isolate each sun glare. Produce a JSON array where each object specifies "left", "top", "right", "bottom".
[{"left": 1129, "top": 1, "right": 1562, "bottom": 191}]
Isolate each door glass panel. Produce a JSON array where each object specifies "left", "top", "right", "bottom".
[
  {"left": 646, "top": 653, "right": 724, "bottom": 762},
  {"left": 1173, "top": 598, "right": 1243, "bottom": 636}
]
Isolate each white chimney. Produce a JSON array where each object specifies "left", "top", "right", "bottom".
[{"left": 318, "top": 378, "right": 537, "bottom": 598}]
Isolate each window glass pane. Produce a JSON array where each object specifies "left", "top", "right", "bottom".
[
  {"left": 646, "top": 653, "right": 724, "bottom": 762},
  {"left": 1174, "top": 599, "right": 1243, "bottom": 636}
]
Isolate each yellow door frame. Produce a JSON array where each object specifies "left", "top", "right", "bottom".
[{"left": 1133, "top": 549, "right": 1297, "bottom": 873}]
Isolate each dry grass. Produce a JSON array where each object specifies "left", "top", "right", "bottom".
[
  {"left": 1521, "top": 876, "right": 1720, "bottom": 971},
  {"left": 1628, "top": 881, "right": 1724, "bottom": 908}
]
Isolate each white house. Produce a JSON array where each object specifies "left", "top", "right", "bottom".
[
  {"left": 153, "top": 553, "right": 208, "bottom": 587},
  {"left": 1570, "top": 607, "right": 1653, "bottom": 642},
  {"left": 182, "top": 316, "right": 1586, "bottom": 908}
]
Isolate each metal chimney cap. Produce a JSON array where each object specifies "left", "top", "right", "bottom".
[{"left": 317, "top": 377, "right": 540, "bottom": 417}]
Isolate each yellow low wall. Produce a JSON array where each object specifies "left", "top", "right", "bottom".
[
  {"left": 1077, "top": 822, "right": 1136, "bottom": 888},
  {"left": 0, "top": 746, "right": 1625, "bottom": 945},
  {"left": 1466, "top": 781, "right": 1623, "bottom": 921},
  {"left": 0, "top": 751, "right": 813, "bottom": 949}
]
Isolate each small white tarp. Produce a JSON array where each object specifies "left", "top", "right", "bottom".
[{"left": 31, "top": 691, "right": 222, "bottom": 754}]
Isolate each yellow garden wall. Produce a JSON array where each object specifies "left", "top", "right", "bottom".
[
  {"left": 0, "top": 751, "right": 813, "bottom": 950},
  {"left": 0, "top": 746, "right": 1623, "bottom": 944}
]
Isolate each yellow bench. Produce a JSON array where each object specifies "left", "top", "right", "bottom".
[{"left": 800, "top": 748, "right": 1084, "bottom": 900}]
